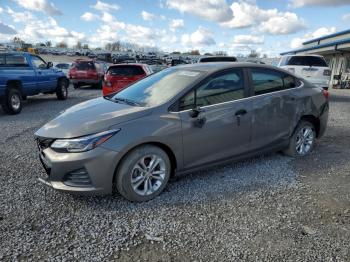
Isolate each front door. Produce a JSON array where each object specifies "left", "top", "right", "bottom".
[
  {"left": 178, "top": 69, "right": 253, "bottom": 169},
  {"left": 31, "top": 55, "right": 56, "bottom": 92}
]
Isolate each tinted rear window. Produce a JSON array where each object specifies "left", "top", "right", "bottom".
[
  {"left": 200, "top": 57, "right": 237, "bottom": 63},
  {"left": 74, "top": 61, "right": 95, "bottom": 70},
  {"left": 108, "top": 66, "right": 145, "bottom": 76},
  {"left": 282, "top": 56, "right": 328, "bottom": 67}
]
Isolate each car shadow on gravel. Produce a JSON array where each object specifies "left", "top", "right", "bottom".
[{"left": 63, "top": 153, "right": 298, "bottom": 212}]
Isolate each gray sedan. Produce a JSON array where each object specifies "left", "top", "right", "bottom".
[{"left": 35, "top": 63, "right": 329, "bottom": 202}]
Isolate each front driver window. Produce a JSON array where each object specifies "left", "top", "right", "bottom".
[
  {"left": 179, "top": 70, "right": 244, "bottom": 110},
  {"left": 31, "top": 56, "right": 47, "bottom": 69}
]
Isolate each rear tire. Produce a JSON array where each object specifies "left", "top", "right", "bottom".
[
  {"left": 115, "top": 145, "right": 171, "bottom": 202},
  {"left": 56, "top": 79, "right": 68, "bottom": 100},
  {"left": 283, "top": 120, "right": 316, "bottom": 157},
  {"left": 1, "top": 87, "right": 22, "bottom": 115}
]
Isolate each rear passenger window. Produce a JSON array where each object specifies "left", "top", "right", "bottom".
[
  {"left": 5, "top": 54, "right": 29, "bottom": 67},
  {"left": 283, "top": 75, "right": 297, "bottom": 89},
  {"left": 252, "top": 69, "right": 284, "bottom": 95},
  {"left": 252, "top": 69, "right": 299, "bottom": 95}
]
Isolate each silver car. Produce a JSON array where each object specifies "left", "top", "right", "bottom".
[{"left": 35, "top": 63, "right": 329, "bottom": 202}]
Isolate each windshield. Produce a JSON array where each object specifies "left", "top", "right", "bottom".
[{"left": 110, "top": 68, "right": 204, "bottom": 107}]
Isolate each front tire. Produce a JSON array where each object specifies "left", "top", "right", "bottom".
[
  {"left": 56, "top": 79, "right": 68, "bottom": 100},
  {"left": 283, "top": 121, "right": 316, "bottom": 157},
  {"left": 115, "top": 145, "right": 171, "bottom": 202},
  {"left": 2, "top": 88, "right": 22, "bottom": 115}
]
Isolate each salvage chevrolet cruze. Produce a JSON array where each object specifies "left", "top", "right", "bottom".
[{"left": 35, "top": 63, "right": 329, "bottom": 202}]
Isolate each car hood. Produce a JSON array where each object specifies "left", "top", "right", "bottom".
[{"left": 35, "top": 97, "right": 151, "bottom": 139}]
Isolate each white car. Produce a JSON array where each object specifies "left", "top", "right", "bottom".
[
  {"left": 54, "top": 62, "right": 71, "bottom": 78},
  {"left": 278, "top": 55, "right": 331, "bottom": 90}
]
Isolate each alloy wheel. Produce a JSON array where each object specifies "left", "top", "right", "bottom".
[
  {"left": 295, "top": 126, "right": 314, "bottom": 155},
  {"left": 130, "top": 154, "right": 166, "bottom": 196},
  {"left": 11, "top": 93, "right": 21, "bottom": 110}
]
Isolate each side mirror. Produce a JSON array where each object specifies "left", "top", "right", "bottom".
[
  {"left": 47, "top": 62, "right": 53, "bottom": 68},
  {"left": 188, "top": 107, "right": 203, "bottom": 118}
]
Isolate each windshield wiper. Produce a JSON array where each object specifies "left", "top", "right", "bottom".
[{"left": 113, "top": 97, "right": 141, "bottom": 106}]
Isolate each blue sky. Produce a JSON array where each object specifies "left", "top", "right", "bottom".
[{"left": 0, "top": 0, "right": 350, "bottom": 56}]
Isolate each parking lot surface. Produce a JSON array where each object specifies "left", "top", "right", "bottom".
[{"left": 0, "top": 87, "right": 349, "bottom": 261}]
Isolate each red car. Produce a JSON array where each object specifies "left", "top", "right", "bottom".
[
  {"left": 102, "top": 64, "right": 153, "bottom": 95},
  {"left": 69, "top": 59, "right": 106, "bottom": 89}
]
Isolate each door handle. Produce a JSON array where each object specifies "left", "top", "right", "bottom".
[
  {"left": 235, "top": 109, "right": 247, "bottom": 116},
  {"left": 38, "top": 71, "right": 42, "bottom": 75},
  {"left": 235, "top": 109, "right": 247, "bottom": 126}
]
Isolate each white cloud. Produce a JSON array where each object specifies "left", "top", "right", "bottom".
[
  {"left": 221, "top": 1, "right": 276, "bottom": 29},
  {"left": 342, "top": 13, "right": 350, "bottom": 21},
  {"left": 166, "top": 0, "right": 233, "bottom": 22},
  {"left": 221, "top": 1, "right": 305, "bottom": 34},
  {"left": 259, "top": 12, "right": 305, "bottom": 35},
  {"left": 91, "top": 1, "right": 120, "bottom": 12},
  {"left": 181, "top": 27, "right": 216, "bottom": 47},
  {"left": 0, "top": 22, "right": 17, "bottom": 35},
  {"left": 233, "top": 35, "right": 264, "bottom": 44},
  {"left": 0, "top": 7, "right": 3, "bottom": 13},
  {"left": 291, "top": 0, "right": 350, "bottom": 7},
  {"left": 290, "top": 27, "right": 337, "bottom": 49},
  {"left": 13, "top": 0, "right": 62, "bottom": 16},
  {"left": 81, "top": 12, "right": 98, "bottom": 22},
  {"left": 169, "top": 19, "right": 184, "bottom": 32},
  {"left": 101, "top": 12, "right": 115, "bottom": 23},
  {"left": 141, "top": 11, "right": 156, "bottom": 21}
]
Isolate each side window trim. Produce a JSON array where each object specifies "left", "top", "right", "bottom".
[
  {"left": 173, "top": 68, "right": 249, "bottom": 112},
  {"left": 247, "top": 67, "right": 301, "bottom": 98}
]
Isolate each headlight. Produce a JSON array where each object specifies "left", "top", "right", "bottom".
[{"left": 51, "top": 129, "right": 120, "bottom": 153}]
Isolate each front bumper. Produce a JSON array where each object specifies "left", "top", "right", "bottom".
[{"left": 37, "top": 145, "right": 121, "bottom": 195}]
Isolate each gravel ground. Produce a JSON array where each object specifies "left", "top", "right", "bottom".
[{"left": 0, "top": 87, "right": 349, "bottom": 261}]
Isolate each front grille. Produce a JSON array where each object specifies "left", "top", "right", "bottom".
[{"left": 63, "top": 168, "right": 92, "bottom": 187}]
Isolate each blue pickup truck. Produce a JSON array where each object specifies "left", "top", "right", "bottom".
[{"left": 0, "top": 52, "right": 69, "bottom": 114}]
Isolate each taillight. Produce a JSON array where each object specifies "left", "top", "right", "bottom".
[
  {"left": 323, "top": 69, "right": 331, "bottom": 76},
  {"left": 105, "top": 80, "right": 112, "bottom": 87},
  {"left": 323, "top": 89, "right": 329, "bottom": 100},
  {"left": 287, "top": 68, "right": 295, "bottom": 74}
]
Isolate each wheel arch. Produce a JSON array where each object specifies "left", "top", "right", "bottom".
[
  {"left": 300, "top": 115, "right": 321, "bottom": 137},
  {"left": 6, "top": 80, "right": 23, "bottom": 94},
  {"left": 112, "top": 141, "right": 178, "bottom": 187}
]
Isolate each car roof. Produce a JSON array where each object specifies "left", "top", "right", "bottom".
[{"left": 171, "top": 62, "right": 282, "bottom": 74}]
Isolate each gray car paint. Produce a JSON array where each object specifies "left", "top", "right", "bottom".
[{"left": 35, "top": 62, "right": 329, "bottom": 194}]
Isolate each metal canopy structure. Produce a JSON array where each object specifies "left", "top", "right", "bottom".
[{"left": 281, "top": 29, "right": 350, "bottom": 88}]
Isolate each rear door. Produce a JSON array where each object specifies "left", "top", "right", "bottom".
[
  {"left": 248, "top": 68, "right": 299, "bottom": 150},
  {"left": 178, "top": 69, "right": 253, "bottom": 169}
]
